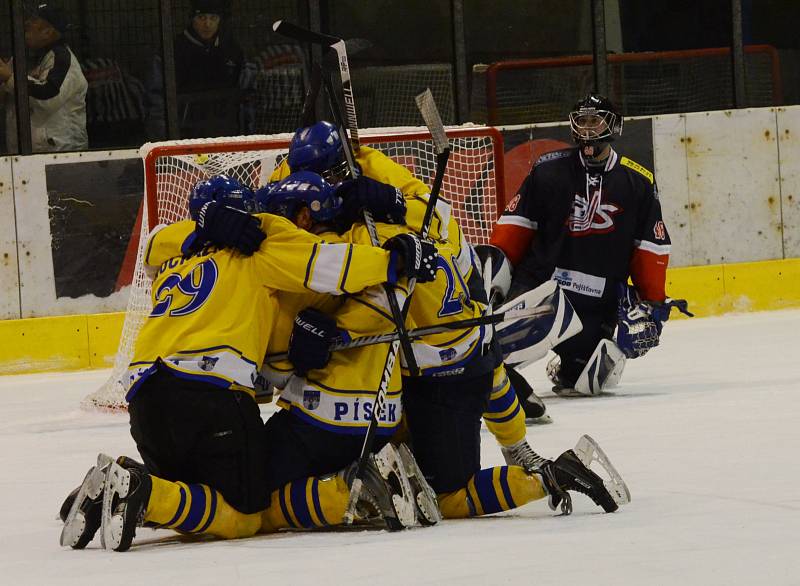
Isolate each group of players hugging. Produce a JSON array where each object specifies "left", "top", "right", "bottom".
[{"left": 59, "top": 93, "right": 691, "bottom": 551}]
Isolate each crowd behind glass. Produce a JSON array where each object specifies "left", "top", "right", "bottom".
[{"left": 1, "top": 0, "right": 797, "bottom": 156}]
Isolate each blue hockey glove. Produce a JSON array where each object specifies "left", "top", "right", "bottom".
[
  {"left": 616, "top": 284, "right": 693, "bottom": 358},
  {"left": 336, "top": 176, "right": 407, "bottom": 228},
  {"left": 384, "top": 233, "right": 438, "bottom": 283},
  {"left": 288, "top": 308, "right": 339, "bottom": 376},
  {"left": 193, "top": 201, "right": 265, "bottom": 255}
]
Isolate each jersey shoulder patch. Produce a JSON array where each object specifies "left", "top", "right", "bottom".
[
  {"left": 619, "top": 157, "right": 654, "bottom": 184},
  {"left": 534, "top": 148, "right": 573, "bottom": 168}
]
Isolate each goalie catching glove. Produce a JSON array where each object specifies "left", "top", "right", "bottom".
[
  {"left": 384, "top": 233, "right": 438, "bottom": 283},
  {"left": 288, "top": 308, "right": 342, "bottom": 376},
  {"left": 336, "top": 176, "right": 407, "bottom": 228},
  {"left": 616, "top": 284, "right": 693, "bottom": 359},
  {"left": 192, "top": 201, "right": 266, "bottom": 255}
]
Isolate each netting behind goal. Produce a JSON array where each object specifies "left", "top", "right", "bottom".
[
  {"left": 85, "top": 125, "right": 505, "bottom": 409},
  {"left": 478, "top": 45, "right": 782, "bottom": 125}
]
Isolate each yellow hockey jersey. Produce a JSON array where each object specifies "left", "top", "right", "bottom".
[
  {"left": 126, "top": 213, "right": 393, "bottom": 401},
  {"left": 269, "top": 144, "right": 488, "bottom": 377}
]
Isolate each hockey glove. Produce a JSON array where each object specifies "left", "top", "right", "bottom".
[
  {"left": 615, "top": 284, "right": 693, "bottom": 358},
  {"left": 336, "top": 176, "right": 407, "bottom": 228},
  {"left": 288, "top": 308, "right": 339, "bottom": 376},
  {"left": 194, "top": 201, "right": 265, "bottom": 255},
  {"left": 384, "top": 233, "right": 438, "bottom": 283}
]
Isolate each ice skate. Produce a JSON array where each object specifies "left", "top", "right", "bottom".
[
  {"left": 60, "top": 453, "right": 113, "bottom": 548},
  {"left": 101, "top": 460, "right": 152, "bottom": 551},
  {"left": 573, "top": 434, "right": 631, "bottom": 506},
  {"left": 397, "top": 443, "right": 441, "bottom": 526},
  {"left": 342, "top": 443, "right": 416, "bottom": 530},
  {"left": 541, "top": 449, "right": 618, "bottom": 514},
  {"left": 59, "top": 456, "right": 146, "bottom": 523}
]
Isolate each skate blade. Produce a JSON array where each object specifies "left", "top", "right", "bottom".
[
  {"left": 525, "top": 414, "right": 553, "bottom": 425},
  {"left": 100, "top": 461, "right": 132, "bottom": 550},
  {"left": 574, "top": 435, "right": 631, "bottom": 506},
  {"left": 60, "top": 454, "right": 113, "bottom": 548},
  {"left": 397, "top": 443, "right": 441, "bottom": 526},
  {"left": 372, "top": 445, "right": 416, "bottom": 529}
]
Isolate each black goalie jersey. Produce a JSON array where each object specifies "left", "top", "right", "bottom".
[{"left": 490, "top": 147, "right": 670, "bottom": 308}]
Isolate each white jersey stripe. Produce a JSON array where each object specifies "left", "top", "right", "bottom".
[
  {"left": 496, "top": 215, "right": 538, "bottom": 230},
  {"left": 635, "top": 239, "right": 671, "bottom": 255},
  {"left": 308, "top": 242, "right": 349, "bottom": 293}
]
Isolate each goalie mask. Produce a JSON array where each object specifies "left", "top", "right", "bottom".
[
  {"left": 188, "top": 174, "right": 256, "bottom": 220},
  {"left": 569, "top": 94, "right": 623, "bottom": 164},
  {"left": 255, "top": 171, "right": 342, "bottom": 223},
  {"left": 288, "top": 121, "right": 353, "bottom": 185}
]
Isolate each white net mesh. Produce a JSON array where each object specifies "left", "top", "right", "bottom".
[{"left": 85, "top": 125, "right": 504, "bottom": 409}]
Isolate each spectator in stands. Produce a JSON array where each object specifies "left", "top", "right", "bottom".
[
  {"left": 144, "top": 0, "right": 244, "bottom": 140},
  {"left": 175, "top": 0, "right": 243, "bottom": 138},
  {"left": 0, "top": 2, "right": 88, "bottom": 152}
]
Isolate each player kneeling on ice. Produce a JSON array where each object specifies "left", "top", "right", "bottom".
[
  {"left": 59, "top": 174, "right": 438, "bottom": 551},
  {"left": 251, "top": 171, "right": 441, "bottom": 531},
  {"left": 278, "top": 120, "right": 557, "bottom": 467},
  {"left": 259, "top": 171, "right": 629, "bottom": 519},
  {"left": 488, "top": 93, "right": 691, "bottom": 398}
]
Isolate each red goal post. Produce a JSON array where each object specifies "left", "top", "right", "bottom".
[{"left": 87, "top": 125, "right": 506, "bottom": 410}]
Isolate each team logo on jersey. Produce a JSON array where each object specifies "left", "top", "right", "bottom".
[
  {"left": 438, "top": 348, "right": 457, "bottom": 362},
  {"left": 653, "top": 220, "right": 667, "bottom": 240},
  {"left": 505, "top": 193, "right": 521, "bottom": 213},
  {"left": 567, "top": 189, "right": 622, "bottom": 236},
  {"left": 198, "top": 356, "right": 219, "bottom": 371},
  {"left": 303, "top": 390, "right": 321, "bottom": 411}
]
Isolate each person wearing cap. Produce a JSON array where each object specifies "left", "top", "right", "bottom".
[
  {"left": 0, "top": 2, "right": 88, "bottom": 152},
  {"left": 174, "top": 0, "right": 244, "bottom": 138}
]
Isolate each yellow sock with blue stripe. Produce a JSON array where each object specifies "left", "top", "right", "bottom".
[
  {"left": 483, "top": 365, "right": 527, "bottom": 447},
  {"left": 437, "top": 466, "right": 547, "bottom": 519},
  {"left": 261, "top": 475, "right": 348, "bottom": 532},
  {"left": 144, "top": 475, "right": 261, "bottom": 539}
]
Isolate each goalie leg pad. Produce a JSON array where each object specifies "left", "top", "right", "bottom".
[
  {"left": 495, "top": 282, "right": 583, "bottom": 369},
  {"left": 572, "top": 339, "right": 626, "bottom": 396}
]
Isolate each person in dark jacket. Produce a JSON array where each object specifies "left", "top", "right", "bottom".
[
  {"left": 144, "top": 0, "right": 244, "bottom": 139},
  {"left": 174, "top": 0, "right": 244, "bottom": 138}
]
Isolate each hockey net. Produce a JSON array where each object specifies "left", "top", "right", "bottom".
[{"left": 85, "top": 125, "right": 505, "bottom": 409}]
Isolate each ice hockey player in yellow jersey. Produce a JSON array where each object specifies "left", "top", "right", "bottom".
[
  {"left": 270, "top": 127, "right": 627, "bottom": 521},
  {"left": 60, "top": 176, "right": 439, "bottom": 551},
  {"left": 274, "top": 121, "right": 545, "bottom": 461},
  {"left": 250, "top": 171, "right": 441, "bottom": 532}
]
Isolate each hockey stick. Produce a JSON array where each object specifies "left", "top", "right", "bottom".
[
  {"left": 341, "top": 89, "right": 451, "bottom": 525},
  {"left": 275, "top": 20, "right": 418, "bottom": 374},
  {"left": 275, "top": 20, "right": 426, "bottom": 525},
  {"left": 264, "top": 301, "right": 555, "bottom": 363},
  {"left": 273, "top": 20, "right": 361, "bottom": 149},
  {"left": 300, "top": 62, "right": 323, "bottom": 128}
]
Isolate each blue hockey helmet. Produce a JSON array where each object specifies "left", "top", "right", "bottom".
[
  {"left": 287, "top": 121, "right": 352, "bottom": 184},
  {"left": 188, "top": 174, "right": 256, "bottom": 219},
  {"left": 255, "top": 171, "right": 342, "bottom": 223}
]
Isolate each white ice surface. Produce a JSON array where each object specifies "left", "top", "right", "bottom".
[{"left": 1, "top": 310, "right": 799, "bottom": 585}]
